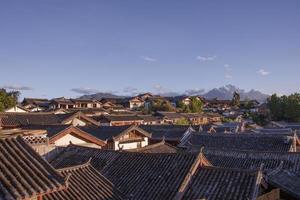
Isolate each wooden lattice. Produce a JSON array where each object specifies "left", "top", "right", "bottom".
[{"left": 22, "top": 135, "right": 49, "bottom": 145}]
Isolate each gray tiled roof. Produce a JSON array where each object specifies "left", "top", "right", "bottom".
[{"left": 0, "top": 136, "right": 65, "bottom": 200}]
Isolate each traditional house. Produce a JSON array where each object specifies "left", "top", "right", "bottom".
[
  {"left": 101, "top": 101, "right": 117, "bottom": 109},
  {"left": 128, "top": 97, "right": 144, "bottom": 109},
  {"left": 19, "top": 125, "right": 106, "bottom": 149},
  {"left": 0, "top": 111, "right": 99, "bottom": 129},
  {"left": 48, "top": 125, "right": 106, "bottom": 147},
  {"left": 137, "top": 92, "right": 153, "bottom": 100},
  {"left": 204, "top": 98, "right": 232, "bottom": 111},
  {"left": 51, "top": 145, "right": 197, "bottom": 200},
  {"left": 127, "top": 140, "right": 179, "bottom": 153},
  {"left": 79, "top": 125, "right": 151, "bottom": 150},
  {"left": 5, "top": 105, "right": 29, "bottom": 113},
  {"left": 138, "top": 115, "right": 163, "bottom": 125},
  {"left": 22, "top": 98, "right": 50, "bottom": 112},
  {"left": 71, "top": 98, "right": 102, "bottom": 108},
  {"left": 181, "top": 113, "right": 209, "bottom": 125},
  {"left": 49, "top": 97, "right": 76, "bottom": 109},
  {"left": 140, "top": 125, "right": 196, "bottom": 145},
  {"left": 93, "top": 114, "right": 144, "bottom": 126},
  {"left": 55, "top": 112, "right": 100, "bottom": 126},
  {"left": 50, "top": 145, "right": 271, "bottom": 200},
  {"left": 155, "top": 111, "right": 185, "bottom": 124},
  {"left": 205, "top": 112, "right": 223, "bottom": 123},
  {"left": 68, "top": 107, "right": 109, "bottom": 116}
]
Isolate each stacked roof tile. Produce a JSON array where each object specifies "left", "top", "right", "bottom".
[
  {"left": 181, "top": 166, "right": 261, "bottom": 200},
  {"left": 127, "top": 140, "right": 178, "bottom": 153},
  {"left": 0, "top": 112, "right": 98, "bottom": 128},
  {"left": 267, "top": 168, "right": 300, "bottom": 199},
  {"left": 50, "top": 145, "right": 120, "bottom": 171},
  {"left": 184, "top": 132, "right": 297, "bottom": 152},
  {"left": 139, "top": 125, "right": 194, "bottom": 142},
  {"left": 44, "top": 163, "right": 124, "bottom": 200},
  {"left": 50, "top": 144, "right": 267, "bottom": 200},
  {"left": 101, "top": 152, "right": 197, "bottom": 199},
  {"left": 0, "top": 136, "right": 65, "bottom": 200},
  {"left": 202, "top": 148, "right": 300, "bottom": 173}
]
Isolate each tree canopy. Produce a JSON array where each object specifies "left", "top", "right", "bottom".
[
  {"left": 177, "top": 97, "right": 203, "bottom": 113},
  {"left": 267, "top": 93, "right": 300, "bottom": 122},
  {"left": 149, "top": 98, "right": 175, "bottom": 112},
  {"left": 0, "top": 89, "right": 20, "bottom": 111},
  {"left": 231, "top": 91, "right": 240, "bottom": 107}
]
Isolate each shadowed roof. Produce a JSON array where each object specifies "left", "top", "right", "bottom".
[
  {"left": 184, "top": 132, "right": 297, "bottom": 152},
  {"left": 0, "top": 136, "right": 66, "bottom": 200},
  {"left": 182, "top": 166, "right": 261, "bottom": 200},
  {"left": 202, "top": 148, "right": 300, "bottom": 174},
  {"left": 44, "top": 163, "right": 124, "bottom": 200},
  {"left": 126, "top": 140, "right": 178, "bottom": 153},
  {"left": 78, "top": 125, "right": 151, "bottom": 141},
  {"left": 139, "top": 125, "right": 194, "bottom": 141}
]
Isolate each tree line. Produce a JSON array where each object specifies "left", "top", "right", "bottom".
[{"left": 267, "top": 93, "right": 300, "bottom": 122}]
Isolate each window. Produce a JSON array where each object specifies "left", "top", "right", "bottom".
[{"left": 137, "top": 142, "right": 142, "bottom": 148}]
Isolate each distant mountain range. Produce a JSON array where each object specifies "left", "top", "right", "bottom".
[
  {"left": 202, "top": 85, "right": 269, "bottom": 102},
  {"left": 79, "top": 93, "right": 128, "bottom": 100},
  {"left": 79, "top": 85, "right": 269, "bottom": 102}
]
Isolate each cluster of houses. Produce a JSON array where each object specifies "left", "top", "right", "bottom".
[
  {"left": 4, "top": 92, "right": 265, "bottom": 121},
  {"left": 1, "top": 93, "right": 299, "bottom": 200}
]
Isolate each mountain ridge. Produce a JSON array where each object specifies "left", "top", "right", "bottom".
[{"left": 79, "top": 85, "right": 269, "bottom": 102}]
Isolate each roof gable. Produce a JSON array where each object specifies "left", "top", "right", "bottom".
[{"left": 49, "top": 126, "right": 107, "bottom": 147}]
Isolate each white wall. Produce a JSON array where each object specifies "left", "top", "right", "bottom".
[
  {"left": 64, "top": 118, "right": 87, "bottom": 126},
  {"left": 114, "top": 137, "right": 148, "bottom": 150},
  {"left": 54, "top": 134, "right": 87, "bottom": 146},
  {"left": 5, "top": 106, "right": 27, "bottom": 113}
]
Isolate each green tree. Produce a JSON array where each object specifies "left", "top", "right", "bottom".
[
  {"left": 189, "top": 97, "right": 203, "bottom": 113},
  {"left": 177, "top": 97, "right": 203, "bottom": 113},
  {"left": 150, "top": 99, "right": 175, "bottom": 112},
  {"left": 267, "top": 93, "right": 300, "bottom": 122},
  {"left": 267, "top": 94, "right": 284, "bottom": 121},
  {"left": 232, "top": 91, "right": 240, "bottom": 107},
  {"left": 251, "top": 113, "right": 268, "bottom": 126},
  {"left": 0, "top": 89, "right": 19, "bottom": 111}
]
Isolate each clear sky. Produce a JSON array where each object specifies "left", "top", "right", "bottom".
[{"left": 1, "top": 0, "right": 299, "bottom": 99}]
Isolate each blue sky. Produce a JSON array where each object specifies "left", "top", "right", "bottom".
[{"left": 0, "top": 0, "right": 299, "bottom": 99}]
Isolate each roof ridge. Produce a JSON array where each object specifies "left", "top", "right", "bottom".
[
  {"left": 128, "top": 140, "right": 178, "bottom": 152},
  {"left": 203, "top": 147, "right": 300, "bottom": 154},
  {"left": 200, "top": 165, "right": 261, "bottom": 173},
  {"left": 174, "top": 149, "right": 207, "bottom": 200},
  {"left": 57, "top": 157, "right": 92, "bottom": 172}
]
